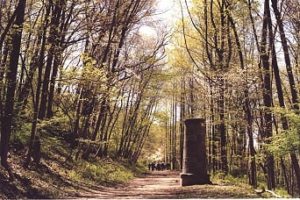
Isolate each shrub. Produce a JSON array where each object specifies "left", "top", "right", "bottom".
[{"left": 69, "top": 160, "right": 134, "bottom": 186}]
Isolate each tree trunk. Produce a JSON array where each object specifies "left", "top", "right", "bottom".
[
  {"left": 39, "top": 1, "right": 62, "bottom": 119},
  {"left": 1, "top": 0, "right": 26, "bottom": 180},
  {"left": 179, "top": 78, "right": 186, "bottom": 169},
  {"left": 271, "top": 0, "right": 300, "bottom": 192},
  {"left": 24, "top": 12, "right": 49, "bottom": 167},
  {"left": 260, "top": 0, "right": 275, "bottom": 190}
]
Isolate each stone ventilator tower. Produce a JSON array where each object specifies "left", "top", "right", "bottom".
[{"left": 180, "top": 118, "right": 211, "bottom": 186}]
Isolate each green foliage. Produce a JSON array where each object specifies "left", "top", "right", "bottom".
[
  {"left": 212, "top": 172, "right": 248, "bottom": 186},
  {"left": 213, "top": 171, "right": 290, "bottom": 198},
  {"left": 274, "top": 188, "right": 291, "bottom": 198},
  {"left": 62, "top": 53, "right": 108, "bottom": 88},
  {"left": 119, "top": 160, "right": 148, "bottom": 176},
  {"left": 268, "top": 108, "right": 300, "bottom": 156},
  {"left": 11, "top": 122, "right": 31, "bottom": 148},
  {"left": 68, "top": 160, "right": 134, "bottom": 186},
  {"left": 41, "top": 132, "right": 69, "bottom": 158},
  {"left": 80, "top": 54, "right": 108, "bottom": 84},
  {"left": 38, "top": 113, "right": 70, "bottom": 136},
  {"left": 230, "top": 166, "right": 247, "bottom": 178},
  {"left": 268, "top": 130, "right": 299, "bottom": 156}
]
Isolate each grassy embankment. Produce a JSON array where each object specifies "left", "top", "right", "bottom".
[
  {"left": 211, "top": 172, "right": 291, "bottom": 198},
  {"left": 0, "top": 119, "right": 146, "bottom": 198}
]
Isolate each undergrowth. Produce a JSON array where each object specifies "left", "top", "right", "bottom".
[
  {"left": 68, "top": 159, "right": 135, "bottom": 186},
  {"left": 211, "top": 172, "right": 291, "bottom": 198},
  {"left": 4, "top": 121, "right": 144, "bottom": 198}
]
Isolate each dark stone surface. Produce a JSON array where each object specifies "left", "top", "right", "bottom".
[{"left": 181, "top": 118, "right": 211, "bottom": 186}]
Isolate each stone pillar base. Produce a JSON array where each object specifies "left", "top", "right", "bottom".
[{"left": 180, "top": 173, "right": 211, "bottom": 186}]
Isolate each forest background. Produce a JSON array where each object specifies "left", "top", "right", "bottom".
[{"left": 0, "top": 0, "right": 299, "bottom": 198}]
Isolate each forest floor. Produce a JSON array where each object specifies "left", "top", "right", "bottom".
[
  {"left": 71, "top": 171, "right": 261, "bottom": 199},
  {"left": 0, "top": 132, "right": 274, "bottom": 199},
  {"left": 0, "top": 164, "right": 267, "bottom": 199}
]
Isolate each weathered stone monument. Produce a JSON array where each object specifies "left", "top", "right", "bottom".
[{"left": 180, "top": 118, "right": 211, "bottom": 186}]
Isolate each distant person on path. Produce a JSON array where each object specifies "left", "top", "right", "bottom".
[
  {"left": 148, "top": 163, "right": 151, "bottom": 171},
  {"left": 151, "top": 162, "right": 156, "bottom": 171},
  {"left": 157, "top": 163, "right": 161, "bottom": 171},
  {"left": 161, "top": 162, "right": 166, "bottom": 171}
]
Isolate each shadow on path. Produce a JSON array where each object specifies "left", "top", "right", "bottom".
[{"left": 73, "top": 171, "right": 259, "bottom": 199}]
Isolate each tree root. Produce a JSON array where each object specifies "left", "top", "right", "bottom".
[{"left": 255, "top": 187, "right": 281, "bottom": 198}]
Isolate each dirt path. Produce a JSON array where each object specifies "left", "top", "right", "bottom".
[{"left": 73, "top": 171, "right": 259, "bottom": 199}]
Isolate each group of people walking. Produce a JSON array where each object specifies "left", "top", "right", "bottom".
[{"left": 148, "top": 162, "right": 171, "bottom": 171}]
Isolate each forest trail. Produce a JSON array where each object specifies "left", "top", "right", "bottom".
[{"left": 73, "top": 171, "right": 259, "bottom": 199}]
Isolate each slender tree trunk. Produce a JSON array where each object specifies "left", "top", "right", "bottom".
[
  {"left": 179, "top": 78, "right": 185, "bottom": 169},
  {"left": 260, "top": 0, "right": 275, "bottom": 190},
  {"left": 47, "top": 1, "right": 67, "bottom": 118},
  {"left": 39, "top": 1, "right": 62, "bottom": 119},
  {"left": 24, "top": 12, "right": 50, "bottom": 166},
  {"left": 1, "top": 0, "right": 26, "bottom": 180},
  {"left": 219, "top": 78, "right": 228, "bottom": 173},
  {"left": 271, "top": 0, "right": 300, "bottom": 192}
]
